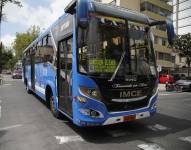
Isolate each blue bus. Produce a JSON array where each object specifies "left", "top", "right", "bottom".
[{"left": 22, "top": 0, "right": 175, "bottom": 126}]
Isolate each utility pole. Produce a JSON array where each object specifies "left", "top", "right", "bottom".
[
  {"left": 175, "top": 0, "right": 179, "bottom": 35},
  {"left": 0, "top": 0, "right": 4, "bottom": 52},
  {"left": 174, "top": 0, "right": 191, "bottom": 35}
]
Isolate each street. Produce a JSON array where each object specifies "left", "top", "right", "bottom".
[{"left": 0, "top": 75, "right": 191, "bottom": 150}]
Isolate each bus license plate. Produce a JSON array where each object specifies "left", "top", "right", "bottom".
[
  {"left": 124, "top": 112, "right": 150, "bottom": 121},
  {"left": 124, "top": 115, "right": 136, "bottom": 121}
]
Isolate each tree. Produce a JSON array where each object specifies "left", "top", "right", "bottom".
[
  {"left": 13, "top": 25, "right": 40, "bottom": 59},
  {"left": 0, "top": 0, "right": 22, "bottom": 50},
  {"left": 174, "top": 33, "right": 191, "bottom": 77},
  {"left": 0, "top": 44, "right": 14, "bottom": 72}
]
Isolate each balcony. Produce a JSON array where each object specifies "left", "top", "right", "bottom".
[
  {"left": 141, "top": 0, "right": 173, "bottom": 12},
  {"left": 154, "top": 44, "right": 172, "bottom": 53},
  {"left": 153, "top": 28, "right": 167, "bottom": 38},
  {"left": 142, "top": 10, "right": 167, "bottom": 21},
  {"left": 157, "top": 60, "right": 174, "bottom": 68}
]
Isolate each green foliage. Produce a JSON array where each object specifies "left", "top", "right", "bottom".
[
  {"left": 0, "top": 0, "right": 22, "bottom": 22},
  {"left": 174, "top": 33, "right": 191, "bottom": 57},
  {"left": 0, "top": 45, "right": 15, "bottom": 71},
  {"left": 13, "top": 25, "right": 40, "bottom": 59},
  {"left": 0, "top": 0, "right": 22, "bottom": 7},
  {"left": 174, "top": 33, "right": 191, "bottom": 76}
]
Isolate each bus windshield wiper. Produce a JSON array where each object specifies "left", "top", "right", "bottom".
[{"left": 108, "top": 51, "right": 126, "bottom": 82}]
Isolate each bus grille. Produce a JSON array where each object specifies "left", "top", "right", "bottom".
[{"left": 101, "top": 89, "right": 150, "bottom": 112}]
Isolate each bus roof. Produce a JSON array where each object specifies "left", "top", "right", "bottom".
[
  {"left": 23, "top": 0, "right": 151, "bottom": 54},
  {"left": 23, "top": 14, "right": 69, "bottom": 54},
  {"left": 92, "top": 1, "right": 150, "bottom": 25}
]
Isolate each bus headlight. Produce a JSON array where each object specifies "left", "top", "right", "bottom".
[
  {"left": 79, "top": 108, "right": 104, "bottom": 118},
  {"left": 79, "top": 87, "right": 102, "bottom": 100}
]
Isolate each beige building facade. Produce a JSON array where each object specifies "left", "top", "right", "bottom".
[{"left": 96, "top": 0, "right": 175, "bottom": 74}]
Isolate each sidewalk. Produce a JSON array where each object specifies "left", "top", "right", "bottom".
[{"left": 0, "top": 74, "right": 3, "bottom": 85}]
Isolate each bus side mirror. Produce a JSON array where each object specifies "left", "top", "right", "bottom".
[
  {"left": 157, "top": 65, "right": 162, "bottom": 72},
  {"left": 77, "top": 0, "right": 92, "bottom": 29},
  {"left": 166, "top": 20, "right": 175, "bottom": 46}
]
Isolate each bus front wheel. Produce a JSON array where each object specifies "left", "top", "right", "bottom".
[
  {"left": 26, "top": 80, "right": 32, "bottom": 94},
  {"left": 47, "top": 90, "right": 60, "bottom": 118}
]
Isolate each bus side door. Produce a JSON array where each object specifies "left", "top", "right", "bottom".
[
  {"left": 57, "top": 36, "right": 73, "bottom": 117},
  {"left": 30, "top": 48, "right": 35, "bottom": 91}
]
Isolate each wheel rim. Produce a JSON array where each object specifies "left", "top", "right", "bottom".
[
  {"left": 50, "top": 96, "right": 55, "bottom": 113},
  {"left": 26, "top": 84, "right": 29, "bottom": 91}
]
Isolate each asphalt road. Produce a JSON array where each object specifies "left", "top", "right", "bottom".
[{"left": 0, "top": 75, "right": 191, "bottom": 150}]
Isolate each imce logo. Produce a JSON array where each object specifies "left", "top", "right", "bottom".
[{"left": 120, "top": 90, "right": 142, "bottom": 98}]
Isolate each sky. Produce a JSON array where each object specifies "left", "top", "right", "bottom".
[
  {"left": 173, "top": 0, "right": 191, "bottom": 35},
  {"left": 1, "top": 0, "right": 191, "bottom": 48},
  {"left": 1, "top": 0, "right": 72, "bottom": 47}
]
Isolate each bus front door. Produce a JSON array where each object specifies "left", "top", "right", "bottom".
[
  {"left": 31, "top": 50, "right": 35, "bottom": 91},
  {"left": 57, "top": 37, "right": 73, "bottom": 117}
]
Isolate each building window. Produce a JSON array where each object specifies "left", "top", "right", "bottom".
[
  {"left": 162, "top": 38, "right": 166, "bottom": 46},
  {"left": 140, "top": 2, "right": 172, "bottom": 21},
  {"left": 158, "top": 52, "right": 171, "bottom": 62},
  {"left": 154, "top": 36, "right": 158, "bottom": 44},
  {"left": 158, "top": 52, "right": 163, "bottom": 60},
  {"left": 172, "top": 56, "right": 175, "bottom": 63}
]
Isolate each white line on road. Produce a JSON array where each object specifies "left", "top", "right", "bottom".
[
  {"left": 159, "top": 93, "right": 171, "bottom": 96},
  {"left": 0, "top": 124, "right": 23, "bottom": 131},
  {"left": 159, "top": 92, "right": 191, "bottom": 96},
  {"left": 138, "top": 143, "right": 165, "bottom": 150},
  {"left": 106, "top": 130, "right": 127, "bottom": 137},
  {"left": 179, "top": 136, "right": 191, "bottom": 143},
  {"left": 0, "top": 104, "right": 1, "bottom": 119},
  {"left": 147, "top": 124, "right": 169, "bottom": 131},
  {"left": 3, "top": 84, "right": 12, "bottom": 86},
  {"left": 55, "top": 135, "right": 84, "bottom": 144},
  {"left": 0, "top": 100, "right": 2, "bottom": 119}
]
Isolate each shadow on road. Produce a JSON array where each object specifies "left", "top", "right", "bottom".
[
  {"left": 11, "top": 80, "right": 191, "bottom": 144},
  {"left": 63, "top": 113, "right": 191, "bottom": 144}
]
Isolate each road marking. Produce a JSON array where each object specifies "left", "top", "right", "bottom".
[
  {"left": 179, "top": 136, "right": 191, "bottom": 143},
  {"left": 159, "top": 93, "right": 171, "bottom": 96},
  {"left": 138, "top": 143, "right": 165, "bottom": 150},
  {"left": 55, "top": 135, "right": 84, "bottom": 144},
  {"left": 0, "top": 104, "right": 1, "bottom": 119},
  {"left": 159, "top": 92, "right": 191, "bottom": 96},
  {"left": 0, "top": 124, "right": 23, "bottom": 131},
  {"left": 106, "top": 130, "right": 127, "bottom": 137},
  {"left": 0, "top": 100, "right": 2, "bottom": 119},
  {"left": 3, "top": 84, "right": 12, "bottom": 86},
  {"left": 147, "top": 124, "right": 169, "bottom": 131}
]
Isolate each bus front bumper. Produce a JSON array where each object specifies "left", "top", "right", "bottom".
[
  {"left": 75, "top": 93, "right": 158, "bottom": 127},
  {"left": 76, "top": 107, "right": 157, "bottom": 127}
]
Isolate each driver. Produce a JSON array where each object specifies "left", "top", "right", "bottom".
[{"left": 106, "top": 37, "right": 123, "bottom": 61}]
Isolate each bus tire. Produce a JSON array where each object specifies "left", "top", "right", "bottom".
[
  {"left": 26, "top": 80, "right": 32, "bottom": 94},
  {"left": 46, "top": 88, "right": 60, "bottom": 118}
]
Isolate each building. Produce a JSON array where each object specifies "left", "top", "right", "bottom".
[
  {"left": 173, "top": 0, "right": 191, "bottom": 72},
  {"left": 96, "top": 0, "right": 175, "bottom": 74},
  {"left": 173, "top": 0, "right": 191, "bottom": 35}
]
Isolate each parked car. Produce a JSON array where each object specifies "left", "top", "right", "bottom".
[
  {"left": 175, "top": 79, "right": 191, "bottom": 92},
  {"left": 12, "top": 69, "right": 22, "bottom": 79},
  {"left": 159, "top": 74, "right": 174, "bottom": 84},
  {"left": 1, "top": 69, "right": 12, "bottom": 75}
]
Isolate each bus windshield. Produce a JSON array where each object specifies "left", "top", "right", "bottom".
[{"left": 78, "top": 14, "right": 157, "bottom": 79}]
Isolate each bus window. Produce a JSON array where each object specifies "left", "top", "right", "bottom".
[{"left": 35, "top": 35, "right": 54, "bottom": 64}]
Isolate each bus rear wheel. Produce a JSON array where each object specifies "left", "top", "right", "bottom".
[{"left": 49, "top": 92, "right": 60, "bottom": 118}]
